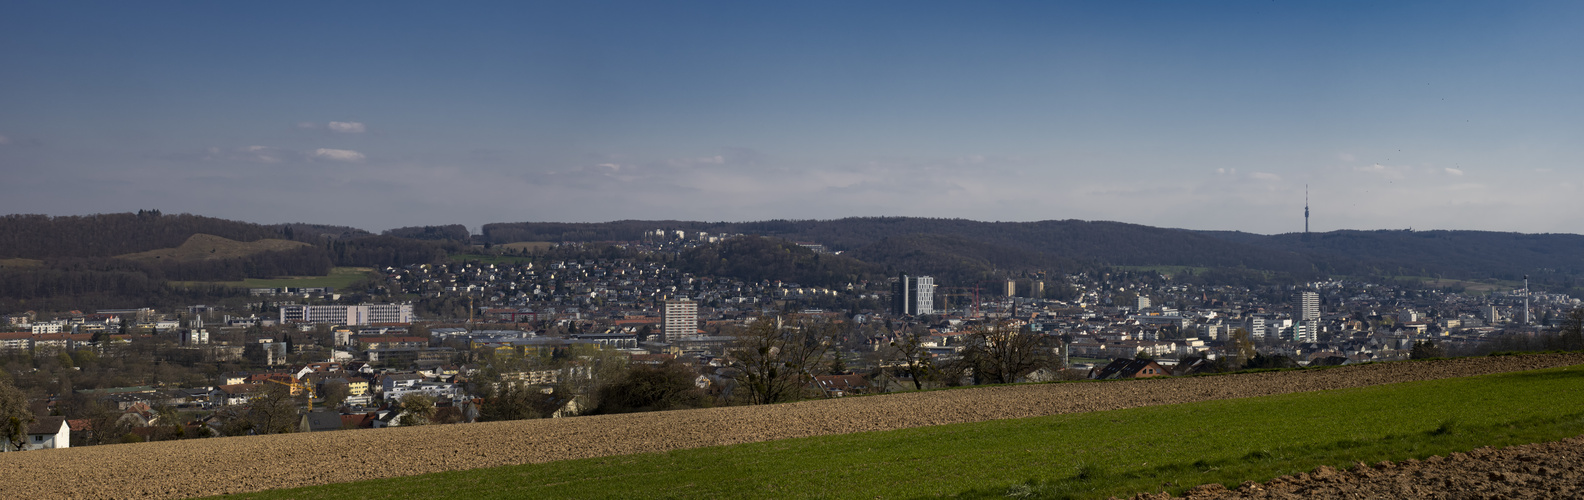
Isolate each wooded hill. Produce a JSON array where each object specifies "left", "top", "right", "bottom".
[
  {"left": 6, "top": 212, "right": 1584, "bottom": 310},
  {"left": 0, "top": 212, "right": 455, "bottom": 310},
  {"left": 483, "top": 217, "right": 1584, "bottom": 289}
]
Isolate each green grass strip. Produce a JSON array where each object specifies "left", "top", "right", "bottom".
[
  {"left": 172, "top": 267, "right": 373, "bottom": 289},
  {"left": 224, "top": 364, "right": 1584, "bottom": 500}
]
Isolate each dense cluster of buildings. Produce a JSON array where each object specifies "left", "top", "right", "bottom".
[{"left": 4, "top": 236, "right": 1582, "bottom": 451}]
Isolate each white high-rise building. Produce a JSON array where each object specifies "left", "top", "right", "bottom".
[
  {"left": 1136, "top": 295, "right": 1152, "bottom": 310},
  {"left": 915, "top": 276, "right": 935, "bottom": 315},
  {"left": 1296, "top": 291, "right": 1319, "bottom": 342},
  {"left": 664, "top": 299, "right": 699, "bottom": 342}
]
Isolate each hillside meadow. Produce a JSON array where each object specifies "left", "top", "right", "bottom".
[{"left": 224, "top": 362, "right": 1584, "bottom": 500}]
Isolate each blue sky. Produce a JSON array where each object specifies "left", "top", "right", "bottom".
[{"left": 3, "top": 1, "right": 1581, "bottom": 234}]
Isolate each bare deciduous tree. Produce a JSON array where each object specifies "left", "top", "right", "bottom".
[
  {"left": 1, "top": 374, "right": 33, "bottom": 450},
  {"left": 886, "top": 326, "right": 936, "bottom": 390},
  {"left": 961, "top": 320, "right": 1054, "bottom": 385},
  {"left": 249, "top": 383, "right": 301, "bottom": 434},
  {"left": 729, "top": 316, "right": 837, "bottom": 404}
]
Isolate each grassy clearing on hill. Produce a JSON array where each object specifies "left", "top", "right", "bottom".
[
  {"left": 226, "top": 364, "right": 1584, "bottom": 500},
  {"left": 115, "top": 234, "right": 310, "bottom": 262},
  {"left": 500, "top": 241, "right": 555, "bottom": 252},
  {"left": 448, "top": 253, "right": 534, "bottom": 265},
  {"left": 172, "top": 267, "right": 373, "bottom": 289}
]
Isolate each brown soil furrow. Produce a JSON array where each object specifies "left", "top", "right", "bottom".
[
  {"left": 4, "top": 353, "right": 1582, "bottom": 499},
  {"left": 1145, "top": 435, "right": 1584, "bottom": 499}
]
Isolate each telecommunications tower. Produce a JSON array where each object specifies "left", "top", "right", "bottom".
[{"left": 1303, "top": 185, "right": 1310, "bottom": 242}]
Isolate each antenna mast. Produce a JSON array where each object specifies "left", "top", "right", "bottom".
[{"left": 1303, "top": 185, "right": 1310, "bottom": 241}]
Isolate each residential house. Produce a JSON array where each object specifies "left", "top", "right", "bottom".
[
  {"left": 212, "top": 384, "right": 259, "bottom": 406},
  {"left": 219, "top": 372, "right": 250, "bottom": 386},
  {"left": 812, "top": 374, "right": 869, "bottom": 397},
  {"left": 379, "top": 373, "right": 425, "bottom": 394},
  {"left": 2, "top": 417, "right": 70, "bottom": 452},
  {"left": 300, "top": 411, "right": 346, "bottom": 432},
  {"left": 1090, "top": 358, "right": 1171, "bottom": 380}
]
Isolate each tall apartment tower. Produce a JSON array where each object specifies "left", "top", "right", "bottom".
[
  {"left": 1005, "top": 279, "right": 1017, "bottom": 297},
  {"left": 1136, "top": 295, "right": 1152, "bottom": 310},
  {"left": 663, "top": 298, "right": 698, "bottom": 343},
  {"left": 1523, "top": 275, "right": 1531, "bottom": 326},
  {"left": 1296, "top": 291, "right": 1320, "bottom": 342},
  {"left": 891, "top": 275, "right": 936, "bottom": 316}
]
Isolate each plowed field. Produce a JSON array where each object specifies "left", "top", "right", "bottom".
[
  {"left": 1146, "top": 435, "right": 1584, "bottom": 499},
  {"left": 5, "top": 353, "right": 1583, "bottom": 499}
]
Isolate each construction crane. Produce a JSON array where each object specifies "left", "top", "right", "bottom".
[
  {"left": 935, "top": 285, "right": 983, "bottom": 318},
  {"left": 266, "top": 376, "right": 318, "bottom": 411}
]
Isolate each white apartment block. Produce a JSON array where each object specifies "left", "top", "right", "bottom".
[
  {"left": 664, "top": 299, "right": 698, "bottom": 342},
  {"left": 279, "top": 303, "right": 413, "bottom": 325}
]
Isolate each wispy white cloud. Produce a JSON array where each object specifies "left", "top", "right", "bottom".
[
  {"left": 1353, "top": 163, "right": 1406, "bottom": 179},
  {"left": 1351, "top": 163, "right": 1469, "bottom": 180},
  {"left": 295, "top": 121, "right": 366, "bottom": 133},
  {"left": 204, "top": 145, "right": 292, "bottom": 163},
  {"left": 328, "top": 121, "right": 366, "bottom": 133},
  {"left": 667, "top": 155, "right": 725, "bottom": 167},
  {"left": 312, "top": 148, "right": 366, "bottom": 162}
]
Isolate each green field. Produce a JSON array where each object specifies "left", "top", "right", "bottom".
[
  {"left": 174, "top": 267, "right": 374, "bottom": 289},
  {"left": 1330, "top": 274, "right": 1521, "bottom": 296},
  {"left": 227, "top": 364, "right": 1584, "bottom": 499}
]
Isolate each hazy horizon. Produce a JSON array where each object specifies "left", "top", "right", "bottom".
[{"left": 5, "top": 2, "right": 1582, "bottom": 235}]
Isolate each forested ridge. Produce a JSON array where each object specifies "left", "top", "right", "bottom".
[
  {"left": 0, "top": 212, "right": 454, "bottom": 310},
  {"left": 677, "top": 236, "right": 882, "bottom": 287},
  {"left": 8, "top": 212, "right": 1584, "bottom": 310},
  {"left": 483, "top": 217, "right": 1584, "bottom": 287}
]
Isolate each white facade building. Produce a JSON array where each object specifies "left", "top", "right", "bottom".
[
  {"left": 664, "top": 299, "right": 699, "bottom": 342},
  {"left": 279, "top": 303, "right": 413, "bottom": 325},
  {"left": 1296, "top": 291, "right": 1320, "bottom": 342},
  {"left": 892, "top": 275, "right": 936, "bottom": 315}
]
